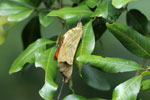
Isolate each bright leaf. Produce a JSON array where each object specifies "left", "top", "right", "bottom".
[
  {"left": 9, "top": 39, "right": 54, "bottom": 74},
  {"left": 141, "top": 79, "right": 150, "bottom": 90},
  {"left": 36, "top": 47, "right": 58, "bottom": 100},
  {"left": 77, "top": 55, "right": 143, "bottom": 73},
  {"left": 112, "top": 75, "right": 142, "bottom": 100},
  {"left": 63, "top": 94, "right": 105, "bottom": 100},
  {"left": 75, "top": 20, "right": 95, "bottom": 71},
  {"left": 48, "top": 5, "right": 92, "bottom": 20},
  {"left": 112, "top": 0, "right": 138, "bottom": 9},
  {"left": 39, "top": 12, "right": 55, "bottom": 27},
  {"left": 106, "top": 23, "right": 150, "bottom": 59},
  {"left": 86, "top": 0, "right": 99, "bottom": 8},
  {"left": 81, "top": 63, "right": 110, "bottom": 91}
]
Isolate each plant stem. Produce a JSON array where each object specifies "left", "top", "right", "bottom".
[{"left": 136, "top": 59, "right": 147, "bottom": 75}]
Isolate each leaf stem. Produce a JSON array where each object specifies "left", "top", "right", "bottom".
[{"left": 136, "top": 59, "right": 147, "bottom": 75}]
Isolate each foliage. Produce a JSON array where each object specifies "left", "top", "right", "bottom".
[{"left": 0, "top": 0, "right": 149, "bottom": 100}]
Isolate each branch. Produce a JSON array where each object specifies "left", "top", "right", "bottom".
[{"left": 136, "top": 59, "right": 147, "bottom": 76}]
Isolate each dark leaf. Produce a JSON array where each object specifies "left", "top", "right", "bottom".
[
  {"left": 22, "top": 17, "right": 41, "bottom": 49},
  {"left": 127, "top": 9, "right": 150, "bottom": 35},
  {"left": 81, "top": 63, "right": 110, "bottom": 91},
  {"left": 106, "top": 23, "right": 150, "bottom": 58}
]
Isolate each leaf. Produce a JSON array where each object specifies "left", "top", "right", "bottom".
[
  {"left": 0, "top": 16, "right": 17, "bottom": 45},
  {"left": 75, "top": 20, "right": 95, "bottom": 71},
  {"left": 9, "top": 39, "right": 54, "bottom": 74},
  {"left": 48, "top": 5, "right": 92, "bottom": 20},
  {"left": 141, "top": 71, "right": 150, "bottom": 76},
  {"left": 141, "top": 79, "right": 150, "bottom": 90},
  {"left": 91, "top": 0, "right": 108, "bottom": 19},
  {"left": 9, "top": 0, "right": 34, "bottom": 7},
  {"left": 112, "top": 0, "right": 138, "bottom": 9},
  {"left": 81, "top": 63, "right": 110, "bottom": 91},
  {"left": 106, "top": 23, "right": 150, "bottom": 59},
  {"left": 36, "top": 47, "right": 58, "bottom": 100},
  {"left": 39, "top": 12, "right": 55, "bottom": 27},
  {"left": 112, "top": 75, "right": 142, "bottom": 100},
  {"left": 77, "top": 55, "right": 143, "bottom": 73},
  {"left": 92, "top": 17, "right": 107, "bottom": 40},
  {"left": 63, "top": 94, "right": 105, "bottom": 100},
  {"left": 126, "top": 9, "right": 150, "bottom": 35},
  {"left": 8, "top": 9, "right": 33, "bottom": 21},
  {"left": 22, "top": 17, "right": 41, "bottom": 49},
  {"left": 0, "top": 1, "right": 32, "bottom": 16},
  {"left": 92, "top": 0, "right": 123, "bottom": 22},
  {"left": 86, "top": 0, "right": 99, "bottom": 8}
]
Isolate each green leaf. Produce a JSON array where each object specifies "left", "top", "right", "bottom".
[
  {"left": 36, "top": 47, "right": 58, "bottom": 100},
  {"left": 92, "top": 17, "right": 107, "bottom": 40},
  {"left": 81, "top": 63, "right": 110, "bottom": 91},
  {"left": 112, "top": 0, "right": 138, "bottom": 9},
  {"left": 48, "top": 5, "right": 92, "bottom": 20},
  {"left": 112, "top": 75, "right": 142, "bottom": 100},
  {"left": 8, "top": 9, "right": 33, "bottom": 21},
  {"left": 77, "top": 55, "right": 143, "bottom": 73},
  {"left": 0, "top": 1, "right": 32, "bottom": 16},
  {"left": 141, "top": 71, "right": 150, "bottom": 76},
  {"left": 0, "top": 16, "right": 17, "bottom": 45},
  {"left": 22, "top": 17, "right": 41, "bottom": 49},
  {"left": 141, "top": 79, "right": 150, "bottom": 90},
  {"left": 9, "top": 39, "right": 54, "bottom": 74},
  {"left": 63, "top": 94, "right": 105, "bottom": 100},
  {"left": 39, "top": 12, "right": 55, "bottom": 27},
  {"left": 126, "top": 9, "right": 150, "bottom": 35},
  {"left": 91, "top": 0, "right": 108, "bottom": 19},
  {"left": 86, "top": 0, "right": 99, "bottom": 8},
  {"left": 75, "top": 20, "right": 95, "bottom": 71},
  {"left": 9, "top": 0, "right": 34, "bottom": 7},
  {"left": 106, "top": 23, "right": 150, "bottom": 58}
]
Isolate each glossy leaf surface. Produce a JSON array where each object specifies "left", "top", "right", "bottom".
[
  {"left": 141, "top": 79, "right": 150, "bottom": 90},
  {"left": 8, "top": 9, "right": 33, "bottom": 21},
  {"left": 77, "top": 55, "right": 143, "bottom": 73},
  {"left": 112, "top": 0, "right": 137, "bottom": 9},
  {"left": 106, "top": 23, "right": 150, "bottom": 58},
  {"left": 0, "top": 1, "right": 31, "bottom": 16},
  {"left": 48, "top": 5, "right": 92, "bottom": 20},
  {"left": 22, "top": 17, "right": 41, "bottom": 49},
  {"left": 81, "top": 63, "right": 110, "bottom": 91},
  {"left": 127, "top": 9, "right": 150, "bottom": 35},
  {"left": 75, "top": 20, "right": 95, "bottom": 70},
  {"left": 112, "top": 75, "right": 142, "bottom": 100},
  {"left": 36, "top": 47, "right": 58, "bottom": 100},
  {"left": 63, "top": 94, "right": 105, "bottom": 100},
  {"left": 39, "top": 12, "right": 54, "bottom": 27},
  {"left": 9, "top": 39, "right": 54, "bottom": 74}
]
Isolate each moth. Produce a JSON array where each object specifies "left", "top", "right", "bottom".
[{"left": 55, "top": 22, "right": 82, "bottom": 83}]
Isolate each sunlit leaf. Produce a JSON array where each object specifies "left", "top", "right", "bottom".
[
  {"left": 86, "top": 0, "right": 99, "bottom": 8},
  {"left": 75, "top": 20, "right": 95, "bottom": 71},
  {"left": 8, "top": 9, "right": 33, "bottom": 21},
  {"left": 48, "top": 5, "right": 92, "bottom": 20},
  {"left": 106, "top": 23, "right": 150, "bottom": 58},
  {"left": 77, "top": 55, "right": 143, "bottom": 73},
  {"left": 112, "top": 75, "right": 142, "bottom": 100},
  {"left": 127, "top": 9, "right": 150, "bottom": 35},
  {"left": 112, "top": 0, "right": 138, "bottom": 9},
  {"left": 39, "top": 12, "right": 55, "bottom": 27},
  {"left": 63, "top": 94, "right": 105, "bottom": 100},
  {"left": 141, "top": 79, "right": 150, "bottom": 90},
  {"left": 9, "top": 39, "right": 54, "bottom": 74},
  {"left": 81, "top": 63, "right": 110, "bottom": 91},
  {"left": 36, "top": 47, "right": 58, "bottom": 100}
]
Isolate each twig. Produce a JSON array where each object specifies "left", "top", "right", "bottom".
[{"left": 136, "top": 59, "right": 147, "bottom": 75}]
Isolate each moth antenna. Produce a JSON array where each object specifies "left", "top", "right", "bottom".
[{"left": 57, "top": 77, "right": 65, "bottom": 100}]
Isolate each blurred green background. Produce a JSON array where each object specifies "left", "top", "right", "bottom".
[{"left": 0, "top": 0, "right": 150, "bottom": 100}]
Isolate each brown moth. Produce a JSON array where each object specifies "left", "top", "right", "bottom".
[{"left": 57, "top": 22, "right": 82, "bottom": 83}]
